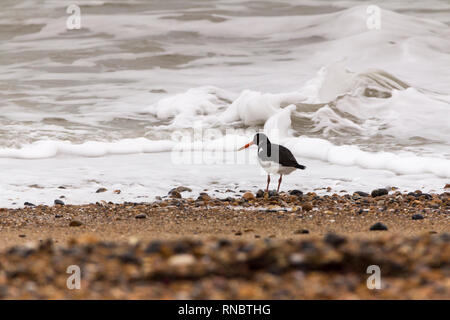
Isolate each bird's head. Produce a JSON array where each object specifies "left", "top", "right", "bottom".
[{"left": 238, "top": 133, "right": 270, "bottom": 151}]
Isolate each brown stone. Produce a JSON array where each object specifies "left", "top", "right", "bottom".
[
  {"left": 169, "top": 190, "right": 182, "bottom": 199},
  {"left": 302, "top": 203, "right": 313, "bottom": 211},
  {"left": 69, "top": 220, "right": 83, "bottom": 227},
  {"left": 197, "top": 193, "right": 211, "bottom": 202},
  {"left": 242, "top": 192, "right": 255, "bottom": 201}
]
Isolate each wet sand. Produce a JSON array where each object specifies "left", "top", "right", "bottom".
[{"left": 0, "top": 190, "right": 448, "bottom": 299}]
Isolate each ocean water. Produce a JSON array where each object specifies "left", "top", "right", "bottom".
[{"left": 0, "top": 0, "right": 449, "bottom": 207}]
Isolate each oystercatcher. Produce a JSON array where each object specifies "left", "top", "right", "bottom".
[{"left": 238, "top": 133, "right": 306, "bottom": 193}]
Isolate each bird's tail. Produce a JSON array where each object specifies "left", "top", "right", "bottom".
[{"left": 296, "top": 164, "right": 306, "bottom": 170}]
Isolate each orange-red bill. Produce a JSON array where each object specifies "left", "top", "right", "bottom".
[{"left": 238, "top": 141, "right": 254, "bottom": 151}]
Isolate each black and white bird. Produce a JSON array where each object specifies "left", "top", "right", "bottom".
[{"left": 238, "top": 133, "right": 306, "bottom": 193}]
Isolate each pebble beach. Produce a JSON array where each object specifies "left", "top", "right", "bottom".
[
  {"left": 0, "top": 188, "right": 448, "bottom": 299},
  {"left": 1, "top": 0, "right": 450, "bottom": 302}
]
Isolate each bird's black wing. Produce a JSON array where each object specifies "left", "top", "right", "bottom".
[
  {"left": 259, "top": 143, "right": 306, "bottom": 170},
  {"left": 278, "top": 144, "right": 305, "bottom": 169}
]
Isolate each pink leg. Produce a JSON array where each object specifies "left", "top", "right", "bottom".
[{"left": 277, "top": 175, "right": 283, "bottom": 193}]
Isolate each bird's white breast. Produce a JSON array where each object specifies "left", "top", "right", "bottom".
[{"left": 258, "top": 159, "right": 296, "bottom": 175}]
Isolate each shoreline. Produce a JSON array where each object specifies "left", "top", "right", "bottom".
[
  {"left": 1, "top": 189, "right": 449, "bottom": 246},
  {"left": 1, "top": 152, "right": 448, "bottom": 209},
  {"left": 0, "top": 189, "right": 448, "bottom": 299}
]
